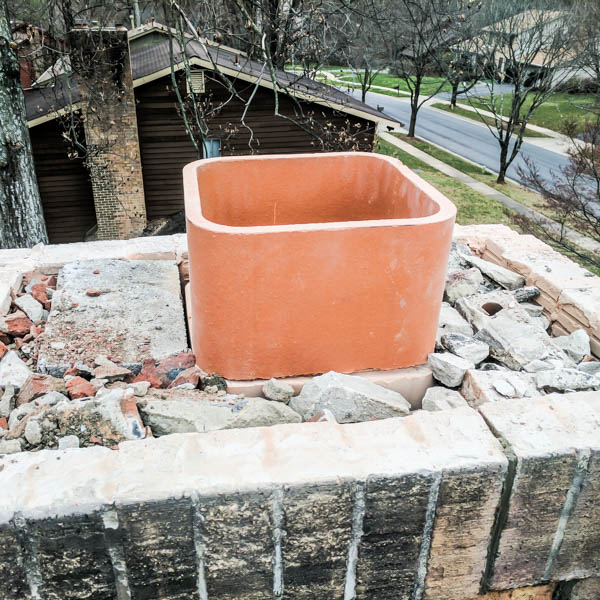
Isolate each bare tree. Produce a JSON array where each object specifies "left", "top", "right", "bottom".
[
  {"left": 337, "top": 5, "right": 385, "bottom": 103},
  {"left": 159, "top": 0, "right": 372, "bottom": 156},
  {"left": 517, "top": 4, "right": 600, "bottom": 270},
  {"left": 0, "top": 0, "right": 48, "bottom": 248},
  {"left": 354, "top": 0, "right": 477, "bottom": 137},
  {"left": 518, "top": 118, "right": 600, "bottom": 270},
  {"left": 442, "top": 47, "right": 481, "bottom": 108},
  {"left": 571, "top": 0, "right": 600, "bottom": 103},
  {"left": 458, "top": 0, "right": 577, "bottom": 183}
]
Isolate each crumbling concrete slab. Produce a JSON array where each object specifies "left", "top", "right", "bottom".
[{"left": 37, "top": 260, "right": 188, "bottom": 376}]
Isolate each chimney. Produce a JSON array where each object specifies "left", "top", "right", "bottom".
[{"left": 69, "top": 26, "right": 146, "bottom": 240}]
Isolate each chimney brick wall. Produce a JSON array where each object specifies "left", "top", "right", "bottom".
[{"left": 71, "top": 29, "right": 146, "bottom": 240}]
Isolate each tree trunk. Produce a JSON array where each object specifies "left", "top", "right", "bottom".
[
  {"left": 361, "top": 67, "right": 370, "bottom": 103},
  {"left": 0, "top": 1, "right": 48, "bottom": 248},
  {"left": 450, "top": 83, "right": 458, "bottom": 108},
  {"left": 496, "top": 142, "right": 509, "bottom": 184},
  {"left": 408, "top": 80, "right": 421, "bottom": 137},
  {"left": 408, "top": 107, "right": 418, "bottom": 137}
]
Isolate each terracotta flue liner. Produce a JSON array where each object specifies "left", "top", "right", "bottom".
[{"left": 184, "top": 152, "right": 456, "bottom": 380}]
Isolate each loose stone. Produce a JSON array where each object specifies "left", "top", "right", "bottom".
[
  {"left": 289, "top": 371, "right": 410, "bottom": 423},
  {"left": 422, "top": 387, "right": 468, "bottom": 411},
  {"left": 263, "top": 378, "right": 295, "bottom": 403},
  {"left": 226, "top": 398, "right": 302, "bottom": 429},
  {"left": 462, "top": 254, "right": 526, "bottom": 290},
  {"left": 0, "top": 351, "right": 32, "bottom": 389},
  {"left": 441, "top": 333, "right": 489, "bottom": 365},
  {"left": 445, "top": 268, "right": 483, "bottom": 304},
  {"left": 536, "top": 368, "right": 598, "bottom": 392},
  {"left": 514, "top": 286, "right": 541, "bottom": 303},
  {"left": 14, "top": 294, "right": 45, "bottom": 323},
  {"left": 0, "top": 439, "right": 23, "bottom": 455},
  {"left": 427, "top": 352, "right": 474, "bottom": 388},
  {"left": 552, "top": 329, "right": 590, "bottom": 363},
  {"left": 58, "top": 435, "right": 80, "bottom": 449}
]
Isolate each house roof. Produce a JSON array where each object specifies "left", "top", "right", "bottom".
[{"left": 25, "top": 26, "right": 400, "bottom": 129}]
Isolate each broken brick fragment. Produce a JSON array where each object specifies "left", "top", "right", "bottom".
[
  {"left": 16, "top": 373, "right": 67, "bottom": 406},
  {"left": 86, "top": 289, "right": 102, "bottom": 297},
  {"left": 167, "top": 365, "right": 203, "bottom": 389},
  {"left": 133, "top": 358, "right": 163, "bottom": 388},
  {"left": 66, "top": 376, "right": 96, "bottom": 400},
  {"left": 93, "top": 363, "right": 132, "bottom": 383},
  {"left": 31, "top": 282, "right": 51, "bottom": 310},
  {"left": 155, "top": 352, "right": 196, "bottom": 386},
  {"left": 0, "top": 340, "right": 7, "bottom": 360},
  {"left": 4, "top": 310, "right": 33, "bottom": 337},
  {"left": 0, "top": 417, "right": 7, "bottom": 430}
]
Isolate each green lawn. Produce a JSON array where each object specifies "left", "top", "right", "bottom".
[
  {"left": 329, "top": 79, "right": 410, "bottom": 98},
  {"left": 374, "top": 138, "right": 516, "bottom": 227},
  {"left": 338, "top": 73, "right": 452, "bottom": 96},
  {"left": 396, "top": 135, "right": 555, "bottom": 213},
  {"left": 382, "top": 135, "right": 600, "bottom": 275},
  {"left": 431, "top": 102, "right": 550, "bottom": 138},
  {"left": 467, "top": 93, "right": 598, "bottom": 134}
]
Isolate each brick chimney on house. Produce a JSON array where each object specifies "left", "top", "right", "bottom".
[{"left": 69, "top": 24, "right": 146, "bottom": 240}]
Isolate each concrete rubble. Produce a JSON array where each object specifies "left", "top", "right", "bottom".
[
  {"left": 0, "top": 231, "right": 600, "bottom": 597},
  {"left": 427, "top": 239, "right": 600, "bottom": 405},
  {"left": 289, "top": 371, "right": 411, "bottom": 423},
  {"left": 0, "top": 229, "right": 598, "bottom": 456},
  {"left": 421, "top": 386, "right": 468, "bottom": 411}
]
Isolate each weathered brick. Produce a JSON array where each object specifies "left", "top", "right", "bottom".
[
  {"left": 0, "top": 521, "right": 32, "bottom": 600},
  {"left": 480, "top": 392, "right": 600, "bottom": 590},
  {"left": 0, "top": 408, "right": 507, "bottom": 599},
  {"left": 425, "top": 467, "right": 506, "bottom": 600},
  {"left": 31, "top": 512, "right": 115, "bottom": 600},
  {"left": 117, "top": 498, "right": 197, "bottom": 600},
  {"left": 282, "top": 482, "right": 353, "bottom": 598},
  {"left": 570, "top": 577, "right": 600, "bottom": 599},
  {"left": 356, "top": 473, "right": 432, "bottom": 598},
  {"left": 473, "top": 583, "right": 555, "bottom": 599},
  {"left": 197, "top": 490, "right": 274, "bottom": 599}
]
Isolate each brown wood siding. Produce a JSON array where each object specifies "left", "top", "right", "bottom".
[
  {"left": 30, "top": 120, "right": 96, "bottom": 244},
  {"left": 136, "top": 74, "right": 376, "bottom": 220}
]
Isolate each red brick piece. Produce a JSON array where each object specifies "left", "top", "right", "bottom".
[
  {"left": 133, "top": 358, "right": 163, "bottom": 389},
  {"left": 31, "top": 283, "right": 51, "bottom": 310},
  {"left": 86, "top": 289, "right": 102, "bottom": 297},
  {"left": 4, "top": 310, "right": 33, "bottom": 337},
  {"left": 167, "top": 366, "right": 203, "bottom": 389},
  {"left": 0, "top": 417, "right": 7, "bottom": 430},
  {"left": 65, "top": 376, "right": 96, "bottom": 400},
  {"left": 156, "top": 352, "right": 196, "bottom": 386},
  {"left": 0, "top": 340, "right": 7, "bottom": 360},
  {"left": 16, "top": 373, "right": 67, "bottom": 406}
]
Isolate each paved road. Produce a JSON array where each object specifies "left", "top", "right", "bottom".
[{"left": 350, "top": 89, "right": 571, "bottom": 187}]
